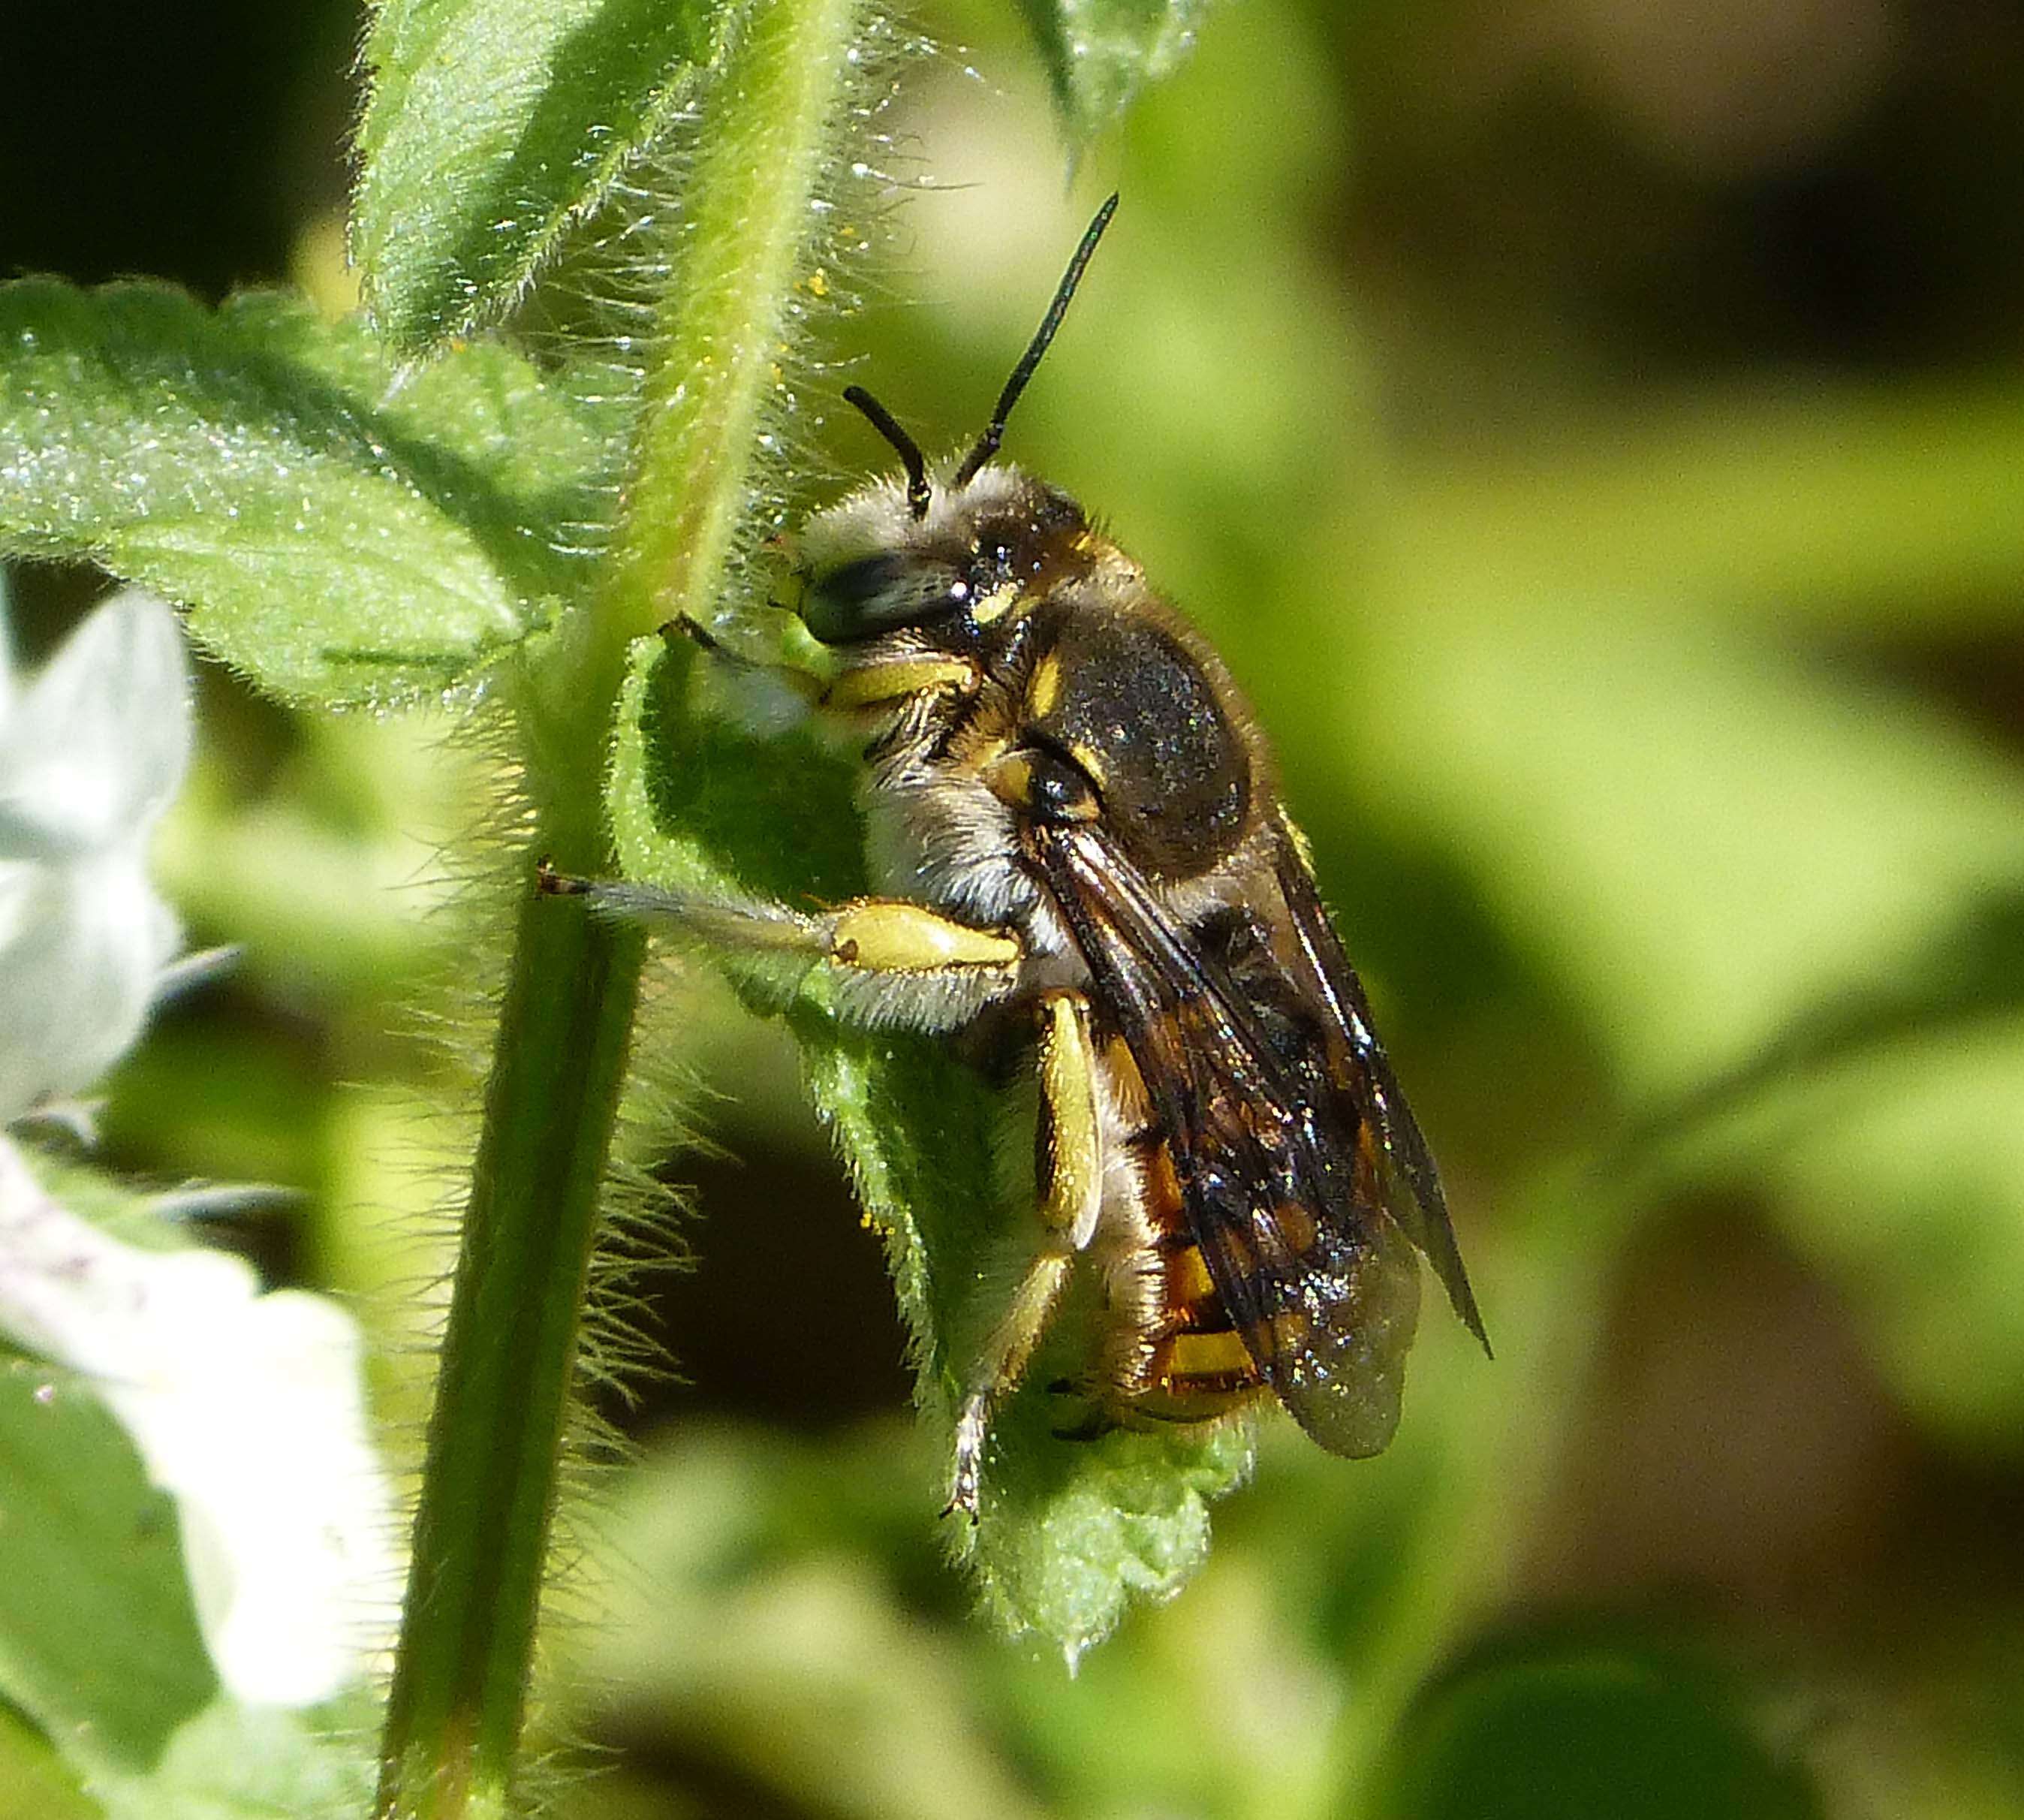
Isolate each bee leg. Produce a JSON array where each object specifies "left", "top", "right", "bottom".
[
  {"left": 538, "top": 863, "right": 1023, "bottom": 1033},
  {"left": 947, "top": 990, "right": 1105, "bottom": 1520}
]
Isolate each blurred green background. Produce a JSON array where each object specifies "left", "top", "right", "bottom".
[{"left": 8, "top": 0, "right": 2024, "bottom": 1814}]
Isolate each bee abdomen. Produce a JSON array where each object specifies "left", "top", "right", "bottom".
[{"left": 1132, "top": 1131, "right": 1266, "bottom": 1406}]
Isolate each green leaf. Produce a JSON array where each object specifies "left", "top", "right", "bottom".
[
  {"left": 569, "top": 1427, "right": 1046, "bottom": 1820},
  {"left": 1653, "top": 1017, "right": 2024, "bottom": 1458},
  {"left": 0, "top": 1695, "right": 103, "bottom": 1820},
  {"left": 96, "top": 1696, "right": 378, "bottom": 1820},
  {"left": 1327, "top": 598, "right": 2024, "bottom": 1102},
  {"left": 1371, "top": 1630, "right": 1822, "bottom": 1820},
  {"left": 609, "top": 634, "right": 1252, "bottom": 1655},
  {"left": 1315, "top": 574, "right": 2024, "bottom": 1454},
  {"left": 354, "top": 0, "right": 735, "bottom": 354},
  {"left": 0, "top": 1178, "right": 379, "bottom": 1817},
  {"left": 1014, "top": 0, "right": 1213, "bottom": 143},
  {"left": 0, "top": 1358, "right": 217, "bottom": 1779},
  {"left": 0, "top": 282, "right": 610, "bottom": 706}
]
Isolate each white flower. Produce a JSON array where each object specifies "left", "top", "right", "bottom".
[
  {"left": 0, "top": 1138, "right": 402, "bottom": 1707},
  {"left": 0, "top": 584, "right": 190, "bottom": 1119},
  {"left": 0, "top": 579, "right": 401, "bottom": 1707}
]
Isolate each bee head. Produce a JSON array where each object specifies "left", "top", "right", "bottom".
[
  {"left": 793, "top": 466, "right": 1088, "bottom": 646},
  {"left": 794, "top": 193, "right": 1118, "bottom": 649}
]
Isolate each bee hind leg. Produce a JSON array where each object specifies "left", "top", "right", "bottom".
[
  {"left": 538, "top": 863, "right": 1024, "bottom": 1033},
  {"left": 947, "top": 990, "right": 1106, "bottom": 1520}
]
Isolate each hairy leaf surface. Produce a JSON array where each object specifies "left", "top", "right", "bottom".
[
  {"left": 0, "top": 282, "right": 610, "bottom": 705},
  {"left": 355, "top": 0, "right": 736, "bottom": 352}
]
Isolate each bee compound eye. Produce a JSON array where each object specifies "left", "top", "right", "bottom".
[{"left": 800, "top": 552, "right": 967, "bottom": 644}]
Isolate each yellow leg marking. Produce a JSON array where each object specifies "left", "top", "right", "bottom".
[
  {"left": 947, "top": 989, "right": 1107, "bottom": 1519},
  {"left": 824, "top": 655, "right": 977, "bottom": 710},
  {"left": 1035, "top": 992, "right": 1104, "bottom": 1249},
  {"left": 829, "top": 901, "right": 1020, "bottom": 972}
]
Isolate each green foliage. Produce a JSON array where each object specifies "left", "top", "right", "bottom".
[
  {"left": 0, "top": 1707, "right": 96, "bottom": 1820},
  {"left": 1372, "top": 1634, "right": 1823, "bottom": 1820},
  {"left": 19, "top": 0, "right": 2024, "bottom": 1816},
  {"left": 369, "top": 0, "right": 876, "bottom": 1810},
  {"left": 1014, "top": 0, "right": 1212, "bottom": 142},
  {"left": 95, "top": 1698, "right": 378, "bottom": 1820},
  {"left": 0, "top": 284, "right": 605, "bottom": 705},
  {"left": 1, "top": 0, "right": 1257, "bottom": 1808},
  {"left": 354, "top": 0, "right": 738, "bottom": 354},
  {"left": 0, "top": 1360, "right": 215, "bottom": 1779},
  {"left": 0, "top": 1155, "right": 383, "bottom": 1815},
  {"left": 0, "top": 1357, "right": 377, "bottom": 1819}
]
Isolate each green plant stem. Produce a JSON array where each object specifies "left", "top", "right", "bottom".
[
  {"left": 615, "top": 0, "right": 866, "bottom": 643},
  {"left": 377, "top": 845, "right": 642, "bottom": 1820},
  {"left": 375, "top": 1, "right": 865, "bottom": 1813}
]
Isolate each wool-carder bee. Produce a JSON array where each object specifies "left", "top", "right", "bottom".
[{"left": 545, "top": 194, "right": 1488, "bottom": 1517}]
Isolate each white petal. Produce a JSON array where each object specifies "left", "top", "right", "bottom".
[
  {"left": 0, "top": 587, "right": 193, "bottom": 1119},
  {"left": 0, "top": 850, "right": 180, "bottom": 1119},
  {"left": 0, "top": 1140, "right": 402, "bottom": 1707},
  {"left": 0, "top": 587, "right": 191, "bottom": 857}
]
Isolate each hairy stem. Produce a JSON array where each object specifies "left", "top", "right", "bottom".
[
  {"left": 375, "top": 0, "right": 867, "bottom": 1813},
  {"left": 614, "top": 0, "right": 867, "bottom": 642}
]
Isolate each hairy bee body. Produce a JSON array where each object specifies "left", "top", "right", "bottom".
[
  {"left": 793, "top": 462, "right": 1483, "bottom": 1462},
  {"left": 557, "top": 198, "right": 1485, "bottom": 1513}
]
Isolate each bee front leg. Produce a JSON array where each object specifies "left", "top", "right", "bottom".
[
  {"left": 536, "top": 863, "right": 1023, "bottom": 1033},
  {"left": 948, "top": 990, "right": 1106, "bottom": 1520}
]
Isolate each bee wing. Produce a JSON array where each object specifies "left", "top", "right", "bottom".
[
  {"left": 1270, "top": 822, "right": 1489, "bottom": 1351},
  {"left": 1032, "top": 824, "right": 1448, "bottom": 1459}
]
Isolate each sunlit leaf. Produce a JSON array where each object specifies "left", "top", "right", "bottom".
[
  {"left": 0, "top": 282, "right": 609, "bottom": 706},
  {"left": 1318, "top": 576, "right": 2024, "bottom": 1448},
  {"left": 607, "top": 633, "right": 1252, "bottom": 1650},
  {"left": 0, "top": 1707, "right": 95, "bottom": 1820},
  {"left": 354, "top": 0, "right": 736, "bottom": 353},
  {"left": 573, "top": 1428, "right": 1044, "bottom": 1820}
]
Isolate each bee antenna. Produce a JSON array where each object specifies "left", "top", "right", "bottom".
[
  {"left": 953, "top": 191, "right": 1119, "bottom": 490},
  {"left": 842, "top": 384, "right": 932, "bottom": 520}
]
